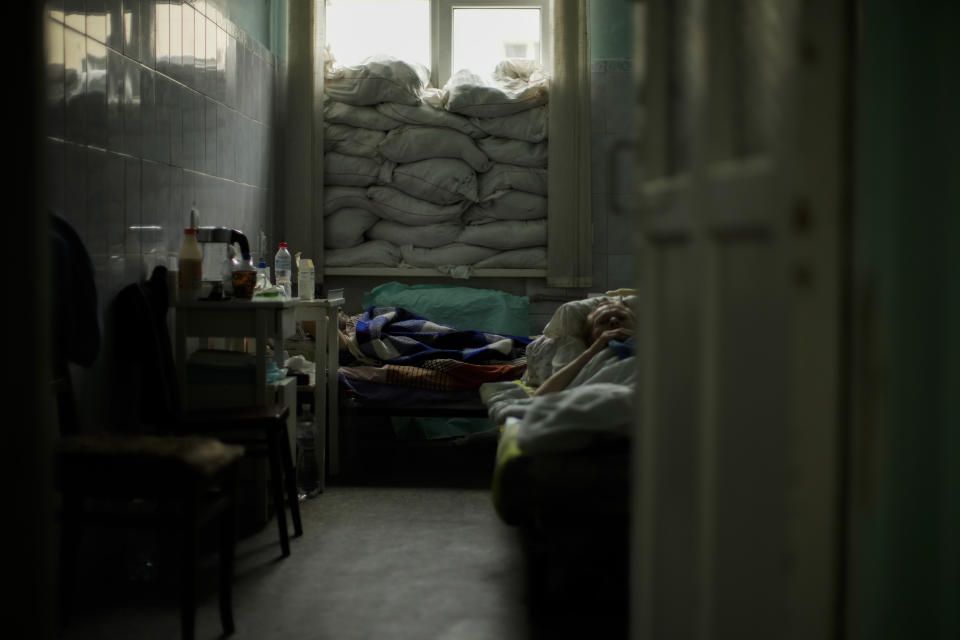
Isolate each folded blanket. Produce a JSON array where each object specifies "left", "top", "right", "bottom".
[
  {"left": 353, "top": 306, "right": 531, "bottom": 365},
  {"left": 340, "top": 357, "right": 527, "bottom": 391}
]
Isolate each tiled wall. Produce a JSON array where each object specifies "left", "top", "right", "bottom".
[
  {"left": 44, "top": 0, "right": 277, "bottom": 309},
  {"left": 43, "top": 0, "right": 279, "bottom": 428}
]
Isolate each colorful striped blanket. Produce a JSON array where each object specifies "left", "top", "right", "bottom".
[{"left": 353, "top": 306, "right": 531, "bottom": 365}]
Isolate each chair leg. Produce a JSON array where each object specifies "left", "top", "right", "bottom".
[
  {"left": 180, "top": 492, "right": 199, "bottom": 640},
  {"left": 266, "top": 434, "right": 290, "bottom": 557},
  {"left": 218, "top": 467, "right": 238, "bottom": 636},
  {"left": 278, "top": 423, "right": 304, "bottom": 536},
  {"left": 58, "top": 493, "right": 82, "bottom": 628}
]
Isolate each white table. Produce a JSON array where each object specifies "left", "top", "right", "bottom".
[{"left": 174, "top": 297, "right": 344, "bottom": 489}]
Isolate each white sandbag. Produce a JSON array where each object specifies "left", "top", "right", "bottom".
[
  {"left": 399, "top": 243, "right": 499, "bottom": 268},
  {"left": 323, "top": 99, "right": 402, "bottom": 131},
  {"left": 471, "top": 106, "right": 548, "bottom": 143},
  {"left": 457, "top": 219, "right": 546, "bottom": 250},
  {"left": 378, "top": 125, "right": 493, "bottom": 173},
  {"left": 323, "top": 186, "right": 386, "bottom": 217},
  {"left": 376, "top": 102, "right": 486, "bottom": 139},
  {"left": 444, "top": 68, "right": 549, "bottom": 118},
  {"left": 474, "top": 247, "right": 547, "bottom": 269},
  {"left": 382, "top": 158, "right": 478, "bottom": 205},
  {"left": 366, "top": 185, "right": 468, "bottom": 226},
  {"left": 324, "top": 240, "right": 401, "bottom": 267},
  {"left": 324, "top": 152, "right": 382, "bottom": 187},
  {"left": 323, "top": 123, "right": 385, "bottom": 158},
  {"left": 367, "top": 220, "right": 462, "bottom": 249},
  {"left": 477, "top": 163, "right": 548, "bottom": 200},
  {"left": 324, "top": 55, "right": 428, "bottom": 106},
  {"left": 477, "top": 136, "right": 548, "bottom": 168},
  {"left": 462, "top": 191, "right": 548, "bottom": 223},
  {"left": 324, "top": 208, "right": 380, "bottom": 249}
]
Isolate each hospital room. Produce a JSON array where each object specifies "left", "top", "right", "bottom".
[{"left": 15, "top": 1, "right": 958, "bottom": 639}]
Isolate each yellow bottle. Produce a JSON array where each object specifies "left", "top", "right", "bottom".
[{"left": 178, "top": 228, "right": 203, "bottom": 301}]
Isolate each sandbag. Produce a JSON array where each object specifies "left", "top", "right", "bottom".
[
  {"left": 325, "top": 55, "right": 428, "bottom": 106},
  {"left": 458, "top": 219, "right": 546, "bottom": 250},
  {"left": 463, "top": 191, "right": 548, "bottom": 223},
  {"left": 444, "top": 68, "right": 549, "bottom": 118},
  {"left": 470, "top": 106, "right": 548, "bottom": 143},
  {"left": 323, "top": 186, "right": 386, "bottom": 217},
  {"left": 366, "top": 185, "right": 468, "bottom": 226},
  {"left": 376, "top": 102, "right": 486, "bottom": 139},
  {"left": 477, "top": 163, "right": 548, "bottom": 200},
  {"left": 382, "top": 158, "right": 478, "bottom": 205},
  {"left": 378, "top": 125, "right": 493, "bottom": 173},
  {"left": 367, "top": 220, "right": 462, "bottom": 249},
  {"left": 323, "top": 123, "right": 386, "bottom": 158},
  {"left": 323, "top": 152, "right": 382, "bottom": 187},
  {"left": 323, "top": 99, "right": 402, "bottom": 131},
  {"left": 477, "top": 136, "right": 548, "bottom": 168},
  {"left": 474, "top": 247, "right": 547, "bottom": 269},
  {"left": 325, "top": 240, "right": 401, "bottom": 267},
  {"left": 399, "top": 243, "right": 499, "bottom": 268},
  {"left": 324, "top": 208, "right": 380, "bottom": 249}
]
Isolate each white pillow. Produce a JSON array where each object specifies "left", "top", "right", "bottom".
[
  {"left": 477, "top": 136, "right": 548, "bottom": 168},
  {"left": 323, "top": 186, "right": 386, "bottom": 217},
  {"left": 444, "top": 68, "right": 549, "bottom": 118},
  {"left": 324, "top": 240, "right": 401, "bottom": 267},
  {"left": 399, "top": 243, "right": 499, "bottom": 268},
  {"left": 366, "top": 220, "right": 462, "bottom": 248},
  {"left": 382, "top": 158, "right": 478, "bottom": 205},
  {"left": 473, "top": 247, "right": 547, "bottom": 269},
  {"left": 471, "top": 106, "right": 548, "bottom": 143},
  {"left": 379, "top": 125, "right": 493, "bottom": 173},
  {"left": 458, "top": 219, "right": 546, "bottom": 250},
  {"left": 324, "top": 208, "right": 380, "bottom": 249},
  {"left": 376, "top": 102, "right": 487, "bottom": 139},
  {"left": 323, "top": 99, "right": 402, "bottom": 131},
  {"left": 324, "top": 152, "right": 382, "bottom": 187},
  {"left": 323, "top": 123, "right": 385, "bottom": 158},
  {"left": 477, "top": 163, "right": 548, "bottom": 200},
  {"left": 543, "top": 295, "right": 640, "bottom": 340},
  {"left": 462, "top": 191, "right": 548, "bottom": 224},
  {"left": 325, "top": 55, "right": 428, "bottom": 106},
  {"left": 366, "top": 185, "right": 468, "bottom": 226}
]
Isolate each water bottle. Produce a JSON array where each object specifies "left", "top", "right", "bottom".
[
  {"left": 255, "top": 260, "right": 269, "bottom": 291},
  {"left": 275, "top": 242, "right": 292, "bottom": 298}
]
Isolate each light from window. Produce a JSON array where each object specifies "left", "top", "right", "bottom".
[
  {"left": 451, "top": 8, "right": 541, "bottom": 77},
  {"left": 325, "top": 0, "right": 430, "bottom": 70}
]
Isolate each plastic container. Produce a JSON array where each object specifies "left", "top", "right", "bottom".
[
  {"left": 255, "top": 261, "right": 269, "bottom": 291},
  {"left": 178, "top": 228, "right": 203, "bottom": 301},
  {"left": 299, "top": 258, "right": 315, "bottom": 300},
  {"left": 231, "top": 253, "right": 257, "bottom": 299},
  {"left": 275, "top": 242, "right": 292, "bottom": 298}
]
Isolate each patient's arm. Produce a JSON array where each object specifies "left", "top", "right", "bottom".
[{"left": 533, "top": 328, "right": 633, "bottom": 396}]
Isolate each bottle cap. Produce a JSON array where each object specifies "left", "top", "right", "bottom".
[
  {"left": 258, "top": 261, "right": 267, "bottom": 268},
  {"left": 184, "top": 228, "right": 197, "bottom": 234},
  {"left": 279, "top": 241, "right": 288, "bottom": 248}
]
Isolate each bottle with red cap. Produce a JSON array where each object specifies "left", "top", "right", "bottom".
[
  {"left": 178, "top": 227, "right": 203, "bottom": 301},
  {"left": 274, "top": 241, "right": 292, "bottom": 298}
]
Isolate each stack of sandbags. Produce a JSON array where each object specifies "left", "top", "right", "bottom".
[{"left": 322, "top": 56, "right": 548, "bottom": 270}]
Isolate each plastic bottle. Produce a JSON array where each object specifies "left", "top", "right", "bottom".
[
  {"left": 299, "top": 258, "right": 315, "bottom": 301},
  {"left": 275, "top": 242, "right": 292, "bottom": 298},
  {"left": 255, "top": 261, "right": 269, "bottom": 291},
  {"left": 178, "top": 228, "right": 203, "bottom": 301}
]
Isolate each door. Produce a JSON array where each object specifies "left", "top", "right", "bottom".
[{"left": 632, "top": 1, "right": 850, "bottom": 638}]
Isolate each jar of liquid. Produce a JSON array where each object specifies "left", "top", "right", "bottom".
[
  {"left": 231, "top": 253, "right": 257, "bottom": 299},
  {"left": 178, "top": 228, "right": 203, "bottom": 301}
]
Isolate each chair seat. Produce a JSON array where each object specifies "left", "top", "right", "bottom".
[{"left": 57, "top": 435, "right": 244, "bottom": 497}]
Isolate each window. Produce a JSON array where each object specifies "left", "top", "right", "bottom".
[{"left": 324, "top": 0, "right": 551, "bottom": 87}]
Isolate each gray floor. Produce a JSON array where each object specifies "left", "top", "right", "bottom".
[{"left": 61, "top": 484, "right": 534, "bottom": 640}]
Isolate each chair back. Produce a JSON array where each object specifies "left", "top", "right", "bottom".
[{"left": 114, "top": 266, "right": 182, "bottom": 430}]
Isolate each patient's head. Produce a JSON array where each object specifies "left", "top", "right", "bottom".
[{"left": 585, "top": 301, "right": 635, "bottom": 343}]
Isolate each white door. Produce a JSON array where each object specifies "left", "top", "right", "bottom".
[{"left": 632, "top": 1, "right": 848, "bottom": 638}]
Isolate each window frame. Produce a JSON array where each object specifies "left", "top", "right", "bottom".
[{"left": 433, "top": 0, "right": 552, "bottom": 88}]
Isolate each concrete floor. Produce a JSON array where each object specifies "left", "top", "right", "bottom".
[{"left": 60, "top": 483, "right": 537, "bottom": 640}]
